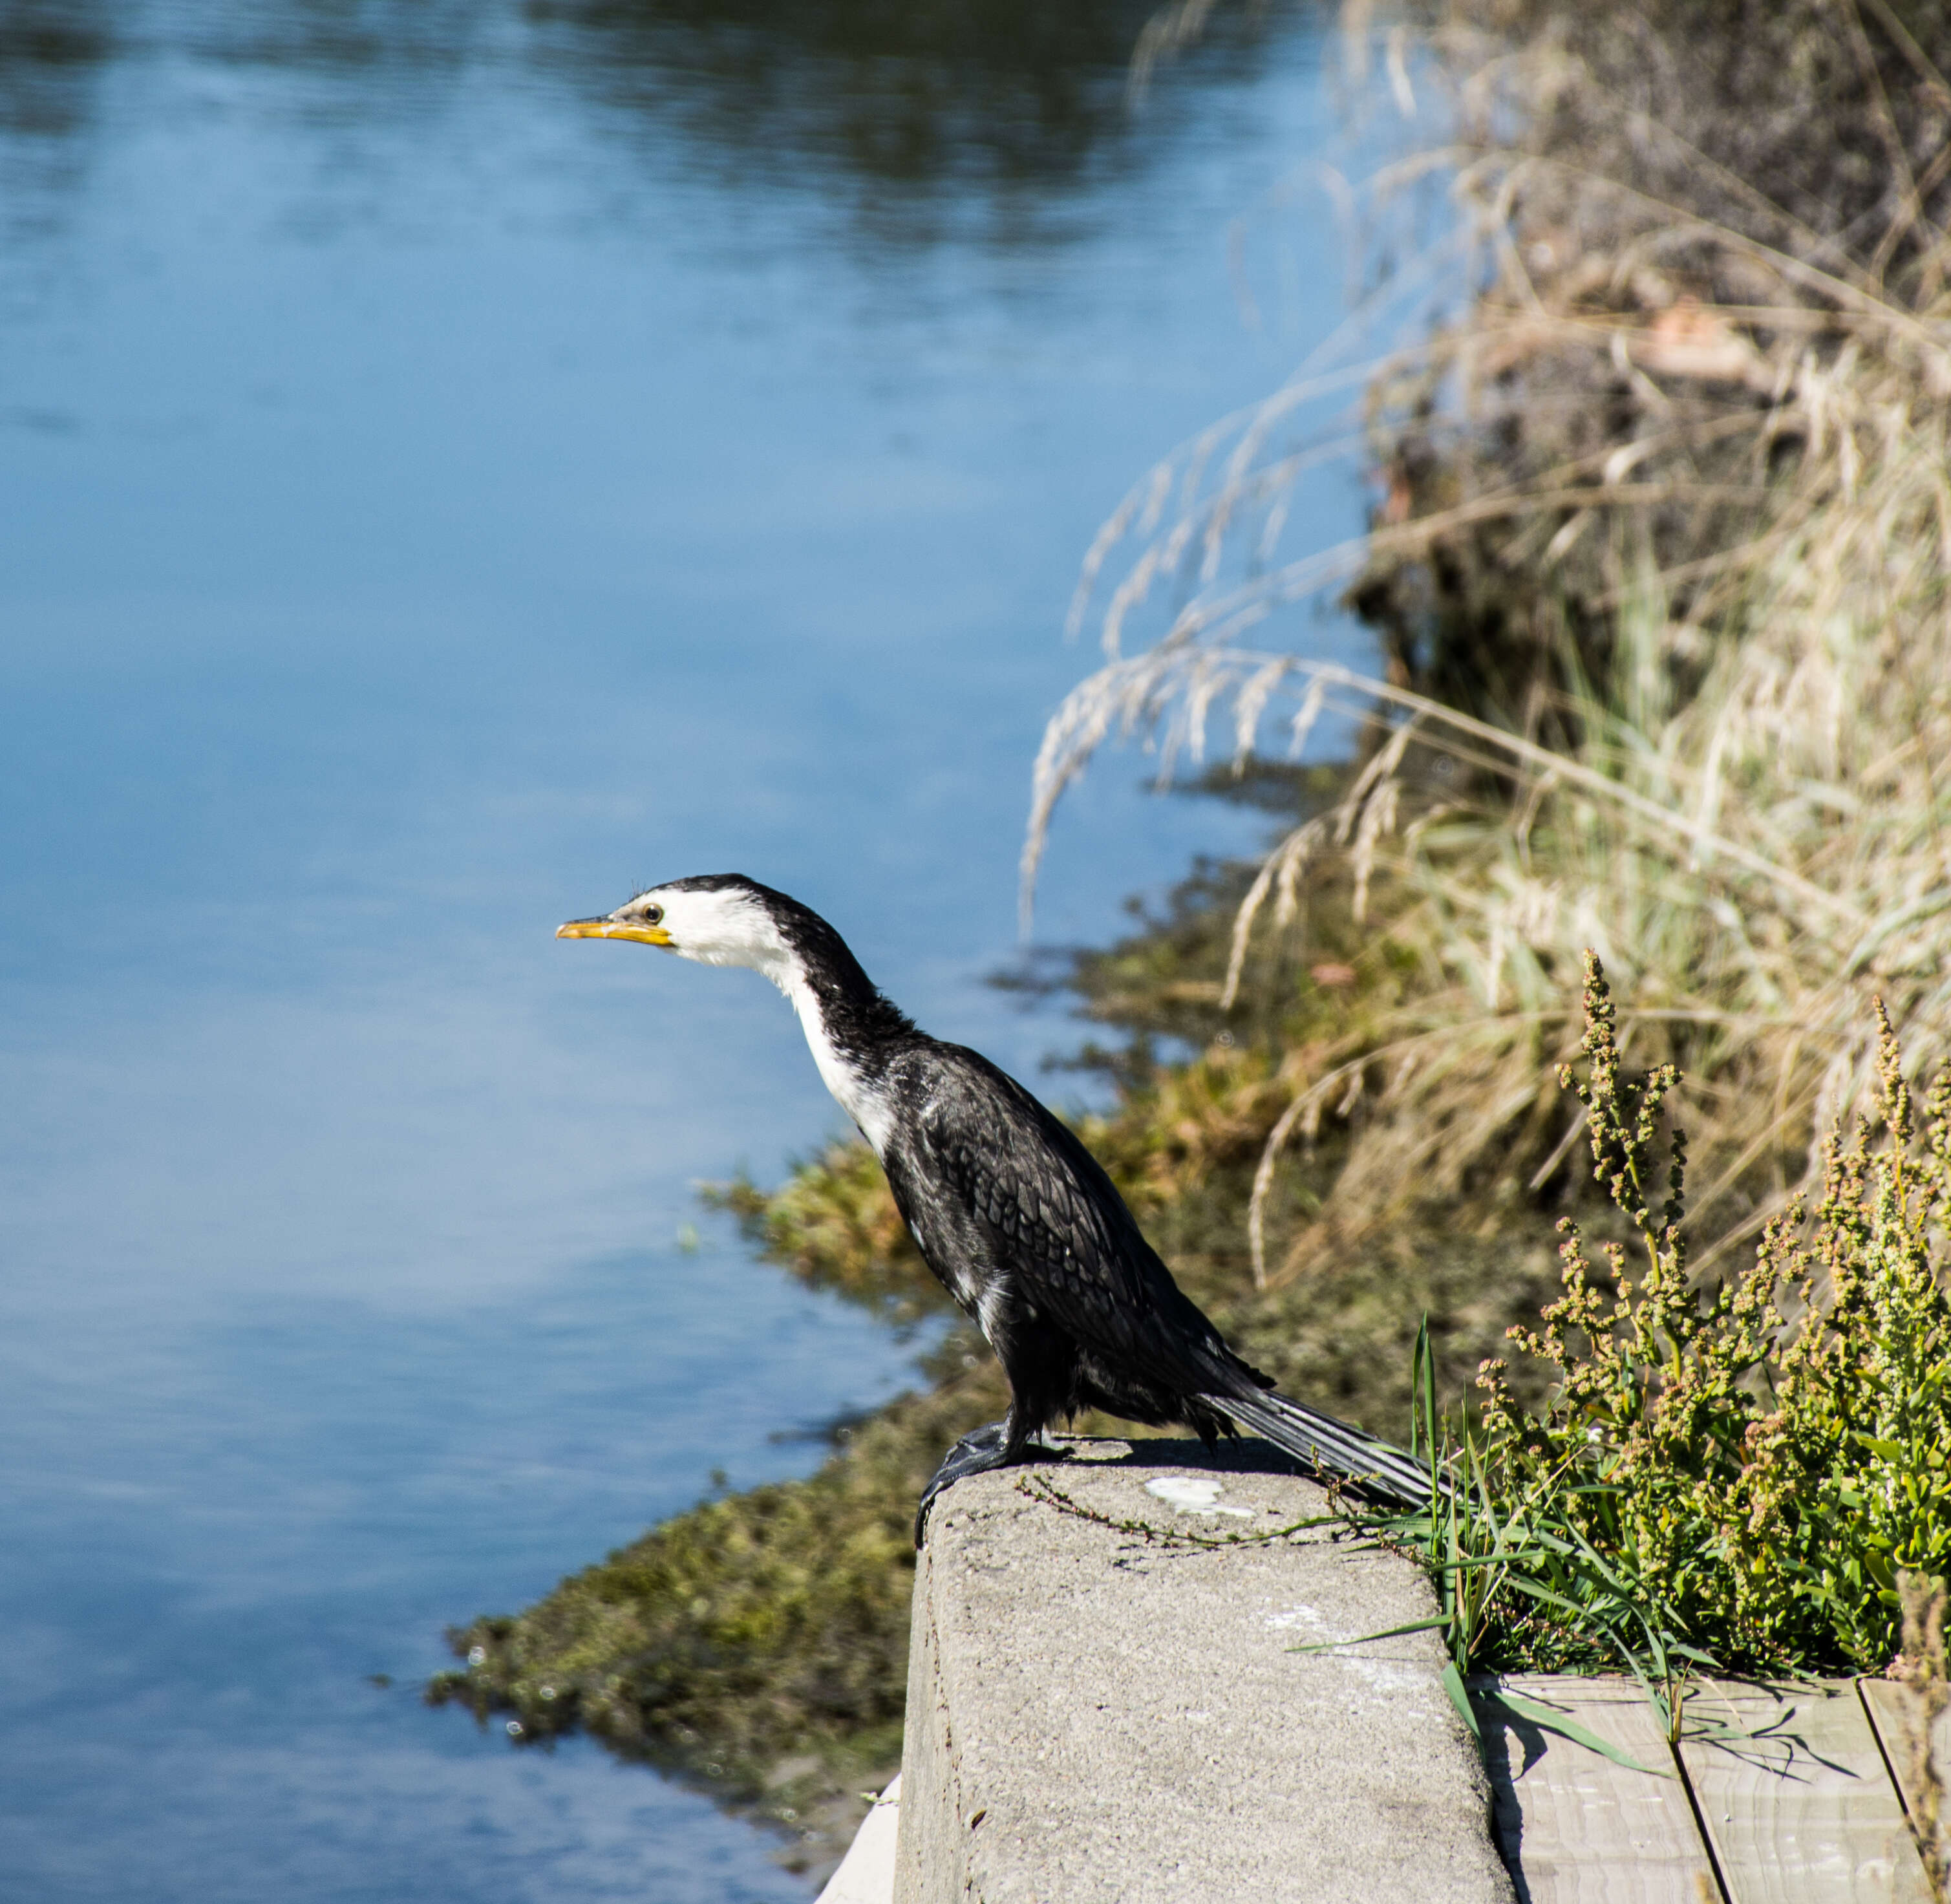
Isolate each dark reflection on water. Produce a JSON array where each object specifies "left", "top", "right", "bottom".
[
  {"left": 525, "top": 0, "right": 1271, "bottom": 242},
  {"left": 0, "top": 0, "right": 109, "bottom": 129},
  {"left": 0, "top": 0, "right": 1279, "bottom": 246},
  {"left": 0, "top": 0, "right": 111, "bottom": 219},
  {"left": 0, "top": 0, "right": 1359, "bottom": 1898}
]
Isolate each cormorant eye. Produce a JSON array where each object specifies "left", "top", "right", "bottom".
[{"left": 643, "top": 904, "right": 664, "bottom": 925}]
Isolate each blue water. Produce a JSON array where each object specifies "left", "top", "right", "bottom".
[{"left": 0, "top": 6, "right": 1370, "bottom": 1898}]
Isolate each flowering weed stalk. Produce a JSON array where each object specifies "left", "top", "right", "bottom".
[{"left": 1354, "top": 951, "right": 1951, "bottom": 1703}]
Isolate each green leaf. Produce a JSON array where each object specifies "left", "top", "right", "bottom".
[
  {"left": 1288, "top": 1616, "right": 1450, "bottom": 1655},
  {"left": 1477, "top": 1689, "right": 1676, "bottom": 1777},
  {"left": 1442, "top": 1661, "right": 1480, "bottom": 1740},
  {"left": 1415, "top": 1313, "right": 1438, "bottom": 1470}
]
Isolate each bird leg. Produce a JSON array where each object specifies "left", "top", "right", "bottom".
[{"left": 913, "top": 1419, "right": 1063, "bottom": 1545}]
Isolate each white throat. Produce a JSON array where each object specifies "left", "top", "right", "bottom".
[
  {"left": 773, "top": 964, "right": 896, "bottom": 1155},
  {"left": 638, "top": 881, "right": 899, "bottom": 1155}
]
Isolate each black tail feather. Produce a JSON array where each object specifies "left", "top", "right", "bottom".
[{"left": 1211, "top": 1389, "right": 1435, "bottom": 1507}]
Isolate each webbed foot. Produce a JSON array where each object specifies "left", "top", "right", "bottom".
[{"left": 913, "top": 1421, "right": 1067, "bottom": 1546}]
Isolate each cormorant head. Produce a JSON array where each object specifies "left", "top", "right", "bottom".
[{"left": 555, "top": 873, "right": 798, "bottom": 981}]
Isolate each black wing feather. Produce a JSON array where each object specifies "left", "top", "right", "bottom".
[
  {"left": 899, "top": 1043, "right": 1241, "bottom": 1391},
  {"left": 884, "top": 1040, "right": 1434, "bottom": 1506}
]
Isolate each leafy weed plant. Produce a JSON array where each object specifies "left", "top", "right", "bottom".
[{"left": 1354, "top": 952, "right": 1951, "bottom": 1726}]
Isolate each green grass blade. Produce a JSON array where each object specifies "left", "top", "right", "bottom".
[
  {"left": 1479, "top": 1688, "right": 1676, "bottom": 1777},
  {"left": 1288, "top": 1616, "right": 1450, "bottom": 1654}
]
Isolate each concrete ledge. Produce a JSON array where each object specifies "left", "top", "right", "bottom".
[
  {"left": 892, "top": 1437, "right": 1513, "bottom": 1904},
  {"left": 818, "top": 1777, "right": 901, "bottom": 1904}
]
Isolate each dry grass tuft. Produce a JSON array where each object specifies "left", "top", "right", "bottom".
[{"left": 1030, "top": 0, "right": 1951, "bottom": 1285}]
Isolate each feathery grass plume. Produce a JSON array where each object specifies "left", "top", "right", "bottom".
[
  {"left": 1356, "top": 953, "right": 1951, "bottom": 1700},
  {"left": 1028, "top": 0, "right": 1951, "bottom": 1283}
]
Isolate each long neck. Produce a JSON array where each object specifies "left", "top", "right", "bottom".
[{"left": 766, "top": 926, "right": 915, "bottom": 1154}]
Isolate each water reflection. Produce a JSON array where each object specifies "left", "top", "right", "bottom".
[
  {"left": 0, "top": 0, "right": 106, "bottom": 129},
  {"left": 526, "top": 0, "right": 1274, "bottom": 242},
  {"left": 0, "top": 1, "right": 110, "bottom": 226},
  {"left": 0, "top": 0, "right": 1356, "bottom": 1897},
  {"left": 0, "top": 0, "right": 1283, "bottom": 247}
]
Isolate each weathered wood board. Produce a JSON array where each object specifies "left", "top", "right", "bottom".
[
  {"left": 1678, "top": 1680, "right": 1930, "bottom": 1903},
  {"left": 1860, "top": 1677, "right": 1950, "bottom": 1887},
  {"left": 1477, "top": 1675, "right": 1718, "bottom": 1903}
]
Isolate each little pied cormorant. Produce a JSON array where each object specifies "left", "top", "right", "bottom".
[{"left": 558, "top": 873, "right": 1431, "bottom": 1538}]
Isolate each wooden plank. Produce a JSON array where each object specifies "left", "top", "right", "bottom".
[
  {"left": 1476, "top": 1674, "right": 1718, "bottom": 1903},
  {"left": 1860, "top": 1676, "right": 1950, "bottom": 1882},
  {"left": 1678, "top": 1678, "right": 1932, "bottom": 1904}
]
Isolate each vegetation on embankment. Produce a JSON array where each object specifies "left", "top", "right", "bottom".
[
  {"left": 430, "top": 1358, "right": 998, "bottom": 1877},
  {"left": 432, "top": 0, "right": 1951, "bottom": 1872},
  {"left": 1043, "top": 0, "right": 1951, "bottom": 1278},
  {"left": 1370, "top": 956, "right": 1951, "bottom": 1713}
]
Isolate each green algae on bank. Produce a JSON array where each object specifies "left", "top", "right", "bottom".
[{"left": 429, "top": 1354, "right": 999, "bottom": 1877}]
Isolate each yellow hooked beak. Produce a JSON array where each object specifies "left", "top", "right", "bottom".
[{"left": 556, "top": 917, "right": 673, "bottom": 947}]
